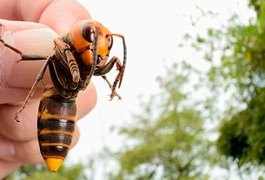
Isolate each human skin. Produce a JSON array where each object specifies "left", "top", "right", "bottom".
[{"left": 0, "top": 0, "right": 97, "bottom": 178}]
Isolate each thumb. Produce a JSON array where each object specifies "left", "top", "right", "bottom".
[{"left": 0, "top": 20, "right": 58, "bottom": 105}]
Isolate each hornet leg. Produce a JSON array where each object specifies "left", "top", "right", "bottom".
[
  {"left": 15, "top": 58, "right": 51, "bottom": 122},
  {"left": 102, "top": 75, "right": 122, "bottom": 100},
  {"left": 0, "top": 24, "right": 47, "bottom": 60},
  {"left": 95, "top": 56, "right": 124, "bottom": 100}
]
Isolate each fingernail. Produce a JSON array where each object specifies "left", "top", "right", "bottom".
[
  {"left": 13, "top": 28, "right": 58, "bottom": 56},
  {"left": 0, "top": 139, "right": 15, "bottom": 158},
  {"left": 2, "top": 28, "right": 58, "bottom": 88}
]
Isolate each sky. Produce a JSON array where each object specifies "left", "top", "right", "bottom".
[{"left": 67, "top": 0, "right": 254, "bottom": 177}]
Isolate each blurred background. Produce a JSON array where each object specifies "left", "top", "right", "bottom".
[{"left": 7, "top": 0, "right": 265, "bottom": 179}]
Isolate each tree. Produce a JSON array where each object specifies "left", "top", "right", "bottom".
[
  {"left": 211, "top": 0, "right": 265, "bottom": 165},
  {"left": 111, "top": 0, "right": 265, "bottom": 179},
  {"left": 110, "top": 62, "right": 215, "bottom": 179}
]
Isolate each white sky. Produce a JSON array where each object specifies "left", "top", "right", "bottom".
[{"left": 67, "top": 0, "right": 254, "bottom": 177}]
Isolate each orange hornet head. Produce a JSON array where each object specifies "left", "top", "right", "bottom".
[
  {"left": 69, "top": 19, "right": 126, "bottom": 73},
  {"left": 69, "top": 20, "right": 111, "bottom": 66}
]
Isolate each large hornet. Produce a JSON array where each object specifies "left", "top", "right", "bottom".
[{"left": 0, "top": 20, "right": 126, "bottom": 172}]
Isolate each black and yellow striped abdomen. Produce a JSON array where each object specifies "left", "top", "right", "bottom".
[{"left": 37, "top": 89, "right": 77, "bottom": 172}]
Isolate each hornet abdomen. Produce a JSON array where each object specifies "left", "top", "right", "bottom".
[{"left": 37, "top": 88, "right": 77, "bottom": 172}]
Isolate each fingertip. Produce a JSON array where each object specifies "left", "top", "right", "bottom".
[
  {"left": 1, "top": 25, "right": 57, "bottom": 89},
  {"left": 12, "top": 27, "right": 58, "bottom": 56},
  {"left": 38, "top": 0, "right": 91, "bottom": 35}
]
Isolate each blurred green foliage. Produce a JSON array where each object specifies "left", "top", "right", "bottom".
[
  {"left": 110, "top": 63, "right": 214, "bottom": 179},
  {"left": 5, "top": 163, "right": 88, "bottom": 180},
  {"left": 111, "top": 0, "right": 265, "bottom": 178},
  {"left": 212, "top": 0, "right": 265, "bottom": 165},
  {"left": 218, "top": 88, "right": 265, "bottom": 164}
]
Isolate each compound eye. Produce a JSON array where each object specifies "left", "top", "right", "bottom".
[
  {"left": 82, "top": 23, "right": 95, "bottom": 43},
  {"left": 108, "top": 36, "right": 113, "bottom": 50}
]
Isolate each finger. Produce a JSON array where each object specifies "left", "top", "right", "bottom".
[
  {"left": 0, "top": 128, "right": 79, "bottom": 179},
  {"left": 7, "top": 28, "right": 56, "bottom": 88},
  {"left": 0, "top": 136, "right": 16, "bottom": 161},
  {"left": 0, "top": 81, "right": 96, "bottom": 141},
  {"left": 0, "top": 21, "right": 58, "bottom": 105},
  {"left": 0, "top": 99, "right": 40, "bottom": 141},
  {"left": 0, "top": 21, "right": 57, "bottom": 86},
  {"left": 0, "top": 19, "right": 48, "bottom": 31},
  {"left": 0, "top": 125, "right": 80, "bottom": 163},
  {"left": 0, "top": 139, "right": 43, "bottom": 164},
  {"left": 38, "top": 0, "right": 91, "bottom": 35},
  {"left": 0, "top": 160, "right": 21, "bottom": 179},
  {"left": 4, "top": 0, "right": 91, "bottom": 35},
  {"left": 14, "top": 128, "right": 80, "bottom": 164}
]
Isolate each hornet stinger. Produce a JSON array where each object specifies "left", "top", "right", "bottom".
[{"left": 0, "top": 20, "right": 126, "bottom": 172}]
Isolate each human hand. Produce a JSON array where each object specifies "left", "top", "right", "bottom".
[{"left": 0, "top": 0, "right": 96, "bottom": 178}]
